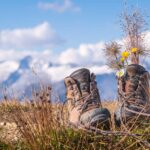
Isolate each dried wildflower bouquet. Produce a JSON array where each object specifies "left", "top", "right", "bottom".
[{"left": 104, "top": 9, "right": 150, "bottom": 78}]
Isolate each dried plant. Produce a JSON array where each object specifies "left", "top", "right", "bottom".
[
  {"left": 104, "top": 42, "right": 123, "bottom": 70},
  {"left": 104, "top": 7, "right": 150, "bottom": 80},
  {"left": 0, "top": 97, "right": 150, "bottom": 149},
  {"left": 120, "top": 8, "right": 149, "bottom": 64}
]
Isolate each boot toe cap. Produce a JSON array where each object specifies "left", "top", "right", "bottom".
[{"left": 80, "top": 108, "right": 111, "bottom": 129}]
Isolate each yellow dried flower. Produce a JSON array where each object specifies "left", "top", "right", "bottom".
[
  {"left": 120, "top": 57, "right": 125, "bottom": 62},
  {"left": 131, "top": 47, "right": 138, "bottom": 53},
  {"left": 121, "top": 51, "right": 130, "bottom": 59}
]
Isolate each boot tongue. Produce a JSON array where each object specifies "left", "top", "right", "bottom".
[
  {"left": 70, "top": 68, "right": 90, "bottom": 82},
  {"left": 70, "top": 68, "right": 91, "bottom": 94},
  {"left": 125, "top": 64, "right": 147, "bottom": 98},
  {"left": 126, "top": 64, "right": 146, "bottom": 77}
]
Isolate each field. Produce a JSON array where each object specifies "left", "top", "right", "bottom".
[{"left": 0, "top": 88, "right": 149, "bottom": 150}]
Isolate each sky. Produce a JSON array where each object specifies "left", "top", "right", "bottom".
[
  {"left": 0, "top": 0, "right": 150, "bottom": 53},
  {"left": 0, "top": 0, "right": 150, "bottom": 99}
]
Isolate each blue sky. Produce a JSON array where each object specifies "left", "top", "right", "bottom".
[
  {"left": 0, "top": 0, "right": 150, "bottom": 100},
  {"left": 0, "top": 0, "right": 150, "bottom": 53}
]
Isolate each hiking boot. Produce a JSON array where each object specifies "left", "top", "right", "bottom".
[
  {"left": 64, "top": 68, "right": 111, "bottom": 129},
  {"left": 115, "top": 64, "right": 150, "bottom": 127}
]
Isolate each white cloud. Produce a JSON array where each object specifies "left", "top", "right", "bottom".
[
  {"left": 44, "top": 65, "right": 112, "bottom": 82},
  {"left": 90, "top": 65, "right": 113, "bottom": 75},
  {"left": 0, "top": 61, "right": 19, "bottom": 82},
  {"left": 59, "top": 42, "right": 105, "bottom": 65},
  {"left": 0, "top": 31, "right": 150, "bottom": 84},
  {"left": 0, "top": 22, "right": 63, "bottom": 49},
  {"left": 0, "top": 41, "right": 111, "bottom": 83},
  {"left": 143, "top": 31, "right": 150, "bottom": 49},
  {"left": 38, "top": 0, "right": 80, "bottom": 13}
]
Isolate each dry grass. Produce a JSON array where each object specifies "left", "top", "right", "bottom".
[{"left": 0, "top": 89, "right": 149, "bottom": 150}]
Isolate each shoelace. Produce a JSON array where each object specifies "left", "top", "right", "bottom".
[{"left": 64, "top": 89, "right": 100, "bottom": 112}]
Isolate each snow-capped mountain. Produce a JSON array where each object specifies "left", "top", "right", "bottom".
[
  {"left": 0, "top": 54, "right": 118, "bottom": 101},
  {"left": 2, "top": 56, "right": 32, "bottom": 86}
]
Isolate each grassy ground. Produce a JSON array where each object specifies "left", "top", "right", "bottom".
[{"left": 0, "top": 94, "right": 149, "bottom": 150}]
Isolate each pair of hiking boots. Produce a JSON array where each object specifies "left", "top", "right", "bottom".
[{"left": 64, "top": 64, "right": 150, "bottom": 129}]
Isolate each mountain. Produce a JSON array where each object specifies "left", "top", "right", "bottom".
[
  {"left": 2, "top": 56, "right": 32, "bottom": 86},
  {"left": 0, "top": 55, "right": 149, "bottom": 101},
  {"left": 0, "top": 55, "right": 117, "bottom": 101}
]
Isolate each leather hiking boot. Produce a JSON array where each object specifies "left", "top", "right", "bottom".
[
  {"left": 64, "top": 68, "right": 111, "bottom": 129},
  {"left": 115, "top": 64, "right": 150, "bottom": 127}
]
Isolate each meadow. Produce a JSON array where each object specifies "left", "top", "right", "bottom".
[{"left": 0, "top": 86, "right": 149, "bottom": 150}]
